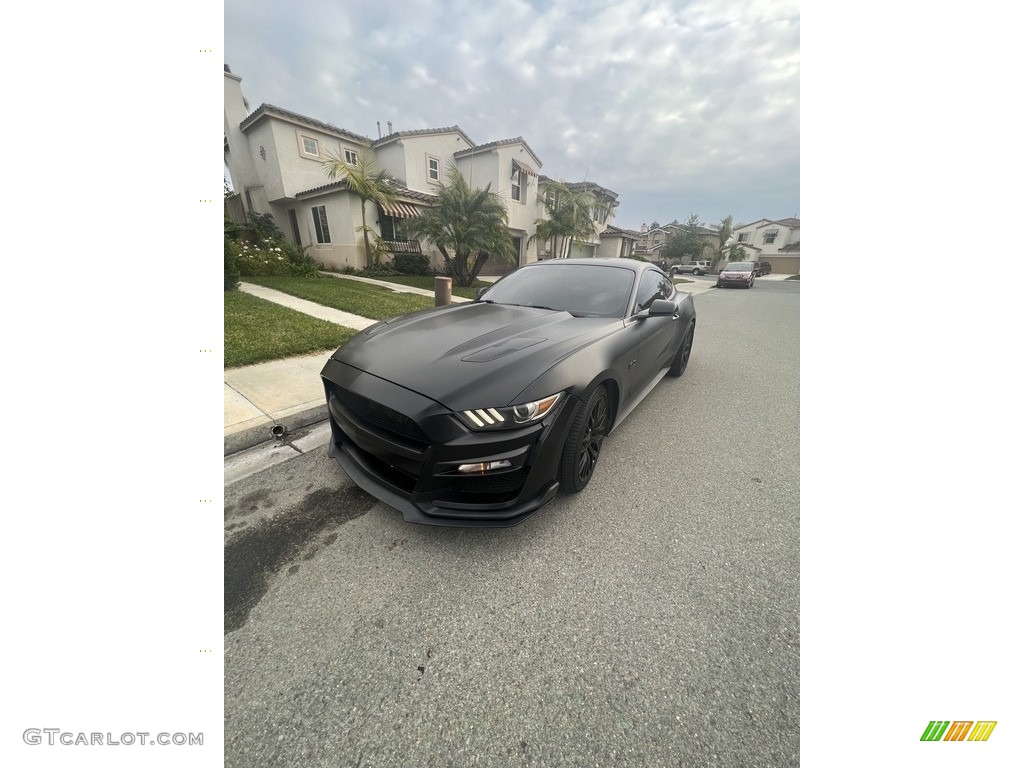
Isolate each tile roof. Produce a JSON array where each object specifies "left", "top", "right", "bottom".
[
  {"left": 735, "top": 217, "right": 800, "bottom": 230},
  {"left": 372, "top": 126, "right": 475, "bottom": 148},
  {"left": 537, "top": 176, "right": 619, "bottom": 201},
  {"left": 294, "top": 178, "right": 437, "bottom": 204},
  {"left": 600, "top": 224, "right": 640, "bottom": 239},
  {"left": 454, "top": 136, "right": 542, "bottom": 165},
  {"left": 239, "top": 103, "right": 373, "bottom": 145}
]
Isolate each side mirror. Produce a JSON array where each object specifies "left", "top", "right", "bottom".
[
  {"left": 475, "top": 286, "right": 489, "bottom": 300},
  {"left": 648, "top": 299, "right": 676, "bottom": 316}
]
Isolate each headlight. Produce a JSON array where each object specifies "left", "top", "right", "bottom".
[{"left": 458, "top": 393, "right": 563, "bottom": 430}]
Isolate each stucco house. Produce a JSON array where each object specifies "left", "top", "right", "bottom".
[
  {"left": 597, "top": 224, "right": 639, "bottom": 259},
  {"left": 224, "top": 68, "right": 621, "bottom": 275},
  {"left": 729, "top": 218, "right": 800, "bottom": 274},
  {"left": 634, "top": 221, "right": 719, "bottom": 264}
]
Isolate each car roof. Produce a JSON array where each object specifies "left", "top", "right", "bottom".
[{"left": 525, "top": 258, "right": 656, "bottom": 275}]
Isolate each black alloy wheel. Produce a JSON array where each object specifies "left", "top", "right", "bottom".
[
  {"left": 669, "top": 321, "right": 695, "bottom": 377},
  {"left": 559, "top": 385, "right": 610, "bottom": 493}
]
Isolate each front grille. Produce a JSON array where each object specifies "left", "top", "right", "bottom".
[
  {"left": 335, "top": 388, "right": 430, "bottom": 446},
  {"left": 436, "top": 468, "right": 530, "bottom": 505}
]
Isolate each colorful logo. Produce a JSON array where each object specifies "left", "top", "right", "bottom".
[{"left": 920, "top": 721, "right": 997, "bottom": 742}]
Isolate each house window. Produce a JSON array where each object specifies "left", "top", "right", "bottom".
[
  {"left": 379, "top": 214, "right": 408, "bottom": 242},
  {"left": 762, "top": 229, "right": 779, "bottom": 244},
  {"left": 738, "top": 233, "right": 750, "bottom": 242},
  {"left": 312, "top": 205, "right": 331, "bottom": 244},
  {"left": 593, "top": 205, "right": 608, "bottom": 224},
  {"left": 427, "top": 156, "right": 440, "bottom": 182},
  {"left": 297, "top": 132, "right": 320, "bottom": 159},
  {"left": 344, "top": 148, "right": 358, "bottom": 164},
  {"left": 511, "top": 168, "right": 522, "bottom": 202}
]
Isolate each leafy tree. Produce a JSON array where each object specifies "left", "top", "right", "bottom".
[
  {"left": 405, "top": 164, "right": 516, "bottom": 286},
  {"left": 530, "top": 180, "right": 613, "bottom": 259},
  {"left": 662, "top": 214, "right": 710, "bottom": 264},
  {"left": 322, "top": 150, "right": 398, "bottom": 269}
]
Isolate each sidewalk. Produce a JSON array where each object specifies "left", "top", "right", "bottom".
[
  {"left": 225, "top": 274, "right": 470, "bottom": 455},
  {"left": 223, "top": 272, "right": 774, "bottom": 455}
]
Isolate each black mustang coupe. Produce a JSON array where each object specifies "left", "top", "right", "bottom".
[{"left": 321, "top": 258, "right": 696, "bottom": 527}]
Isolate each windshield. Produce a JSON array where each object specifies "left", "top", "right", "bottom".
[
  {"left": 723, "top": 262, "right": 753, "bottom": 271},
  {"left": 480, "top": 263, "right": 636, "bottom": 318}
]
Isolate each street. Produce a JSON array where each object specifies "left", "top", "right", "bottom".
[{"left": 224, "top": 280, "right": 800, "bottom": 767}]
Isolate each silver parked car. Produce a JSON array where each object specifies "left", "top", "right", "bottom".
[{"left": 671, "top": 260, "right": 711, "bottom": 276}]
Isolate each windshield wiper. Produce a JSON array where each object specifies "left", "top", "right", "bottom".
[{"left": 492, "top": 302, "right": 580, "bottom": 316}]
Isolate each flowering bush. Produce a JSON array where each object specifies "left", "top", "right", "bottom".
[
  {"left": 235, "top": 238, "right": 302, "bottom": 277},
  {"left": 224, "top": 213, "right": 322, "bottom": 282}
]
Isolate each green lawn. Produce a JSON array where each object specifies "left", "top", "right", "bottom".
[
  {"left": 246, "top": 275, "right": 437, "bottom": 318},
  {"left": 359, "top": 274, "right": 488, "bottom": 300},
  {"left": 224, "top": 291, "right": 357, "bottom": 368}
]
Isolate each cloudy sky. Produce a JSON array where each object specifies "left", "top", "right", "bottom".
[{"left": 225, "top": 0, "right": 799, "bottom": 231}]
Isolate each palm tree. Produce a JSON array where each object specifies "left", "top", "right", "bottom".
[
  {"left": 405, "top": 164, "right": 515, "bottom": 286},
  {"left": 713, "top": 215, "right": 734, "bottom": 269},
  {"left": 321, "top": 150, "right": 398, "bottom": 269},
  {"left": 531, "top": 180, "right": 612, "bottom": 259}
]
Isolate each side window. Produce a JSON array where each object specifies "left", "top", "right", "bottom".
[
  {"left": 634, "top": 271, "right": 661, "bottom": 314},
  {"left": 311, "top": 205, "right": 331, "bottom": 244},
  {"left": 657, "top": 276, "right": 674, "bottom": 300},
  {"left": 427, "top": 155, "right": 441, "bottom": 182}
]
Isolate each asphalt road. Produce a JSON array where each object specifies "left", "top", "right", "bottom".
[{"left": 224, "top": 280, "right": 800, "bottom": 767}]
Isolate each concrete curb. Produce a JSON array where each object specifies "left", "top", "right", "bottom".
[{"left": 224, "top": 403, "right": 328, "bottom": 456}]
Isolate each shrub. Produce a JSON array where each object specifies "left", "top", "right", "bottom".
[
  {"left": 393, "top": 252, "right": 432, "bottom": 275},
  {"left": 245, "top": 211, "right": 284, "bottom": 240},
  {"left": 225, "top": 212, "right": 323, "bottom": 280},
  {"left": 358, "top": 263, "right": 400, "bottom": 278},
  {"left": 236, "top": 238, "right": 322, "bottom": 278},
  {"left": 225, "top": 236, "right": 242, "bottom": 291},
  {"left": 281, "top": 240, "right": 321, "bottom": 278}
]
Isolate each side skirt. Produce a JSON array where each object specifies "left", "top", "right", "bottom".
[{"left": 609, "top": 367, "right": 670, "bottom": 434}]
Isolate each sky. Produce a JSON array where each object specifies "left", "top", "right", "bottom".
[{"left": 224, "top": 0, "right": 799, "bottom": 231}]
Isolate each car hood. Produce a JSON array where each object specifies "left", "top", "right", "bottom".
[{"left": 331, "top": 302, "right": 619, "bottom": 410}]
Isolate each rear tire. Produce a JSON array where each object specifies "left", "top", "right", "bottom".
[
  {"left": 559, "top": 385, "right": 610, "bottom": 493},
  {"left": 669, "top": 321, "right": 695, "bottom": 377}
]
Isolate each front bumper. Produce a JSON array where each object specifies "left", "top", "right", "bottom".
[
  {"left": 321, "top": 358, "right": 579, "bottom": 527},
  {"left": 716, "top": 275, "right": 752, "bottom": 287}
]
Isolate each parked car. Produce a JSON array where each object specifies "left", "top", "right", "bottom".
[
  {"left": 753, "top": 261, "right": 772, "bottom": 276},
  {"left": 321, "top": 259, "right": 697, "bottom": 527},
  {"left": 672, "top": 260, "right": 711, "bottom": 276},
  {"left": 716, "top": 262, "right": 756, "bottom": 289}
]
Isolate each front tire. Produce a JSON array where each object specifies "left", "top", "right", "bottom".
[
  {"left": 669, "top": 321, "right": 695, "bottom": 377},
  {"left": 559, "top": 385, "right": 610, "bottom": 493}
]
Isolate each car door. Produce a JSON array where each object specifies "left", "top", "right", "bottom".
[{"left": 629, "top": 270, "right": 679, "bottom": 393}]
